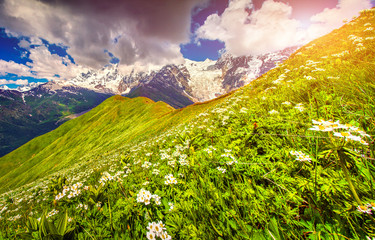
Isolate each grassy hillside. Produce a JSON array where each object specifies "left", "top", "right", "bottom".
[
  {"left": 0, "top": 94, "right": 230, "bottom": 191},
  {"left": 1, "top": 8, "right": 375, "bottom": 239},
  {"left": 0, "top": 86, "right": 111, "bottom": 157}
]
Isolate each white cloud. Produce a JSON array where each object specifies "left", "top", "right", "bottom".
[
  {"left": 18, "top": 37, "right": 43, "bottom": 50},
  {"left": 18, "top": 39, "right": 31, "bottom": 49},
  {"left": 0, "top": 46, "right": 89, "bottom": 81},
  {"left": 27, "top": 46, "right": 89, "bottom": 81},
  {"left": 0, "top": 60, "right": 33, "bottom": 77},
  {"left": 0, "top": 0, "right": 208, "bottom": 70},
  {"left": 307, "top": 0, "right": 372, "bottom": 39},
  {"left": 0, "top": 79, "right": 29, "bottom": 85},
  {"left": 197, "top": 0, "right": 372, "bottom": 57},
  {"left": 196, "top": 0, "right": 304, "bottom": 56}
]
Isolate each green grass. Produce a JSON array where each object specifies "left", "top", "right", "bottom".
[
  {"left": 1, "top": 8, "right": 375, "bottom": 240},
  {"left": 0, "top": 95, "right": 228, "bottom": 191}
]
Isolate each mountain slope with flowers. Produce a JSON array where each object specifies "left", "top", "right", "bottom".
[{"left": 1, "top": 8, "right": 375, "bottom": 240}]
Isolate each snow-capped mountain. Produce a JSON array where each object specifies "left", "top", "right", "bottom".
[
  {"left": 2, "top": 46, "right": 298, "bottom": 108},
  {"left": 59, "top": 46, "right": 297, "bottom": 105},
  {"left": 124, "top": 64, "right": 196, "bottom": 108},
  {"left": 66, "top": 64, "right": 125, "bottom": 94},
  {"left": 214, "top": 46, "right": 298, "bottom": 93},
  {"left": 183, "top": 59, "right": 223, "bottom": 101},
  {"left": 0, "top": 82, "right": 45, "bottom": 92}
]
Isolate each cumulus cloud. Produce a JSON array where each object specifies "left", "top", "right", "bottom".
[
  {"left": 0, "top": 60, "right": 33, "bottom": 77},
  {"left": 0, "top": 46, "right": 88, "bottom": 81},
  {"left": 196, "top": 0, "right": 304, "bottom": 56},
  {"left": 18, "top": 39, "right": 31, "bottom": 49},
  {"left": 0, "top": 79, "right": 29, "bottom": 85},
  {"left": 27, "top": 46, "right": 90, "bottom": 81},
  {"left": 0, "top": 0, "right": 208, "bottom": 72},
  {"left": 197, "top": 0, "right": 372, "bottom": 57},
  {"left": 307, "top": 0, "right": 372, "bottom": 39}
]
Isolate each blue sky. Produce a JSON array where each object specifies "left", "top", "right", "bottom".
[{"left": 0, "top": 0, "right": 373, "bottom": 89}]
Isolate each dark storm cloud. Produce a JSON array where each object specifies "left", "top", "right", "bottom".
[
  {"left": 38, "top": 0, "right": 205, "bottom": 42},
  {"left": 0, "top": 0, "right": 209, "bottom": 69}
]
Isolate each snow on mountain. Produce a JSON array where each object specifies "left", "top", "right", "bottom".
[
  {"left": 66, "top": 64, "right": 125, "bottom": 94},
  {"left": 215, "top": 46, "right": 298, "bottom": 92},
  {"left": 183, "top": 59, "right": 223, "bottom": 101},
  {"left": 16, "top": 82, "right": 45, "bottom": 92},
  {"left": 0, "top": 82, "right": 45, "bottom": 92},
  {"left": 0, "top": 85, "right": 10, "bottom": 90},
  {"left": 57, "top": 46, "right": 297, "bottom": 103},
  {"left": 2, "top": 47, "right": 297, "bottom": 106}
]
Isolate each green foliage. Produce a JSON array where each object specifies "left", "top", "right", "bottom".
[{"left": 18, "top": 211, "right": 76, "bottom": 240}]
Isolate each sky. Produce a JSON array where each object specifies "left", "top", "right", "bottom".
[{"left": 0, "top": 0, "right": 374, "bottom": 89}]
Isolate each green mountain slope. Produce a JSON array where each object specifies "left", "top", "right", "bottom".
[
  {"left": 0, "top": 95, "right": 229, "bottom": 191},
  {"left": 0, "top": 84, "right": 112, "bottom": 157},
  {"left": 1, "top": 8, "right": 375, "bottom": 240}
]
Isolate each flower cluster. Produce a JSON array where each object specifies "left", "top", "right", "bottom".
[
  {"left": 168, "top": 202, "right": 174, "bottom": 211},
  {"left": 160, "top": 152, "right": 171, "bottom": 160},
  {"left": 348, "top": 34, "right": 366, "bottom": 52},
  {"left": 46, "top": 209, "right": 59, "bottom": 218},
  {"left": 137, "top": 189, "right": 161, "bottom": 205},
  {"left": 142, "top": 161, "right": 152, "bottom": 169},
  {"left": 272, "top": 73, "right": 287, "bottom": 84},
  {"left": 217, "top": 167, "right": 226, "bottom": 173},
  {"left": 8, "top": 214, "right": 21, "bottom": 221},
  {"left": 55, "top": 182, "right": 84, "bottom": 201},
  {"left": 290, "top": 150, "right": 312, "bottom": 162},
  {"left": 164, "top": 174, "right": 177, "bottom": 185},
  {"left": 178, "top": 154, "right": 189, "bottom": 166},
  {"left": 76, "top": 203, "right": 88, "bottom": 210},
  {"left": 309, "top": 119, "right": 370, "bottom": 145},
  {"left": 167, "top": 160, "right": 176, "bottom": 167},
  {"left": 332, "top": 50, "right": 349, "bottom": 58},
  {"left": 221, "top": 152, "right": 238, "bottom": 165},
  {"left": 357, "top": 203, "right": 375, "bottom": 214},
  {"left": 282, "top": 101, "right": 291, "bottom": 106},
  {"left": 146, "top": 221, "right": 171, "bottom": 240},
  {"left": 269, "top": 109, "right": 279, "bottom": 115},
  {"left": 294, "top": 103, "right": 305, "bottom": 112},
  {"left": 304, "top": 75, "right": 315, "bottom": 80},
  {"left": 99, "top": 172, "right": 114, "bottom": 186},
  {"left": 152, "top": 169, "right": 160, "bottom": 175},
  {"left": 203, "top": 146, "right": 216, "bottom": 154}
]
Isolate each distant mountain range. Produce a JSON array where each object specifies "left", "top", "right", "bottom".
[
  {"left": 0, "top": 83, "right": 111, "bottom": 157},
  {"left": 0, "top": 47, "right": 296, "bottom": 157},
  {"left": 65, "top": 47, "right": 297, "bottom": 107}
]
